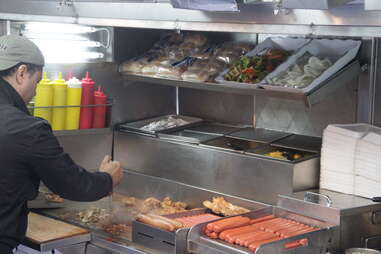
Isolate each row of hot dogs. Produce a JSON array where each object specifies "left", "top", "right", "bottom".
[{"left": 204, "top": 215, "right": 319, "bottom": 252}]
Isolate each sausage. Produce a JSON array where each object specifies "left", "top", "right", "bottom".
[
  {"left": 213, "top": 216, "right": 251, "bottom": 233},
  {"left": 263, "top": 221, "right": 296, "bottom": 233},
  {"left": 249, "top": 215, "right": 275, "bottom": 224},
  {"left": 234, "top": 230, "right": 268, "bottom": 246},
  {"left": 248, "top": 236, "right": 281, "bottom": 252},
  {"left": 223, "top": 226, "right": 261, "bottom": 242},
  {"left": 209, "top": 232, "right": 219, "bottom": 239},
  {"left": 136, "top": 214, "right": 176, "bottom": 231},
  {"left": 206, "top": 216, "right": 246, "bottom": 231},
  {"left": 282, "top": 227, "right": 318, "bottom": 238},
  {"left": 204, "top": 228, "right": 212, "bottom": 235},
  {"left": 243, "top": 232, "right": 277, "bottom": 247},
  {"left": 276, "top": 224, "right": 311, "bottom": 236},
  {"left": 148, "top": 214, "right": 184, "bottom": 229},
  {"left": 227, "top": 229, "right": 263, "bottom": 244},
  {"left": 219, "top": 224, "right": 257, "bottom": 240}
]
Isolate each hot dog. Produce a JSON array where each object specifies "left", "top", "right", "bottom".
[
  {"left": 249, "top": 215, "right": 275, "bottom": 224},
  {"left": 219, "top": 224, "right": 257, "bottom": 240},
  {"left": 222, "top": 226, "right": 262, "bottom": 242},
  {"left": 235, "top": 230, "right": 268, "bottom": 246},
  {"left": 243, "top": 232, "right": 278, "bottom": 247},
  {"left": 212, "top": 216, "right": 251, "bottom": 233},
  {"left": 248, "top": 236, "right": 281, "bottom": 252},
  {"left": 276, "top": 225, "right": 311, "bottom": 237},
  {"left": 209, "top": 232, "right": 219, "bottom": 239},
  {"left": 282, "top": 227, "right": 317, "bottom": 238},
  {"left": 136, "top": 214, "right": 176, "bottom": 231},
  {"left": 206, "top": 216, "right": 243, "bottom": 231}
]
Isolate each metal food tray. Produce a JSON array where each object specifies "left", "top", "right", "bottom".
[
  {"left": 186, "top": 123, "right": 245, "bottom": 136},
  {"left": 215, "top": 37, "right": 310, "bottom": 88},
  {"left": 272, "top": 134, "right": 322, "bottom": 153},
  {"left": 200, "top": 136, "right": 266, "bottom": 154},
  {"left": 132, "top": 209, "right": 219, "bottom": 254},
  {"left": 245, "top": 144, "right": 318, "bottom": 163},
  {"left": 118, "top": 115, "right": 203, "bottom": 135},
  {"left": 227, "top": 128, "right": 291, "bottom": 143},
  {"left": 282, "top": 0, "right": 352, "bottom": 9},
  {"left": 158, "top": 130, "right": 220, "bottom": 144},
  {"left": 262, "top": 39, "right": 361, "bottom": 94},
  {"left": 188, "top": 207, "right": 337, "bottom": 254}
]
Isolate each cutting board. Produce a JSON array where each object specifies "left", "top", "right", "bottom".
[{"left": 26, "top": 213, "right": 89, "bottom": 244}]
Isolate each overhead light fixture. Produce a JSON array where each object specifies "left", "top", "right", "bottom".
[
  {"left": 24, "top": 22, "right": 98, "bottom": 34},
  {"left": 18, "top": 22, "right": 110, "bottom": 63}
]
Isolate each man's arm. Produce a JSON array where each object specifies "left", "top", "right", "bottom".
[{"left": 25, "top": 122, "right": 116, "bottom": 202}]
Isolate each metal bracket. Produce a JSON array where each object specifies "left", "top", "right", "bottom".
[
  {"left": 57, "top": 0, "right": 73, "bottom": 11},
  {"left": 304, "top": 191, "right": 333, "bottom": 207}
]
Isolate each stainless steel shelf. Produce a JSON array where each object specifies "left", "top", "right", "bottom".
[
  {"left": 53, "top": 128, "right": 112, "bottom": 137},
  {"left": 122, "top": 60, "right": 361, "bottom": 106}
]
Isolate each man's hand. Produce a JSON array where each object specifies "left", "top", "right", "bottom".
[{"left": 99, "top": 155, "right": 123, "bottom": 188}]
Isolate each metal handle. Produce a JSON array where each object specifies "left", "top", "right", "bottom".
[{"left": 304, "top": 191, "right": 333, "bottom": 207}]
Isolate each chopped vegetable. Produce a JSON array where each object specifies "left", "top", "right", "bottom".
[{"left": 224, "top": 49, "right": 290, "bottom": 84}]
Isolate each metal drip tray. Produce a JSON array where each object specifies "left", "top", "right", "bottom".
[
  {"left": 227, "top": 128, "right": 291, "bottom": 143},
  {"left": 272, "top": 134, "right": 322, "bottom": 153},
  {"left": 200, "top": 136, "right": 266, "bottom": 153}
]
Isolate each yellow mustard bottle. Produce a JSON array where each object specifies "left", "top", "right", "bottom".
[
  {"left": 34, "top": 72, "right": 53, "bottom": 123},
  {"left": 65, "top": 77, "right": 82, "bottom": 130},
  {"left": 51, "top": 72, "right": 67, "bottom": 131}
]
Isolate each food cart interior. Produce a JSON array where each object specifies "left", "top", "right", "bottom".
[{"left": 2, "top": 1, "right": 381, "bottom": 254}]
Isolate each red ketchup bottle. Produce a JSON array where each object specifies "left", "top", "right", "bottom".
[
  {"left": 79, "top": 72, "right": 95, "bottom": 129},
  {"left": 93, "top": 86, "right": 108, "bottom": 128}
]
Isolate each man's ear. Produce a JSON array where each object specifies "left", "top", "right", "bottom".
[{"left": 15, "top": 64, "right": 28, "bottom": 85}]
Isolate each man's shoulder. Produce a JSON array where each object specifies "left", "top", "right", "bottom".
[{"left": 0, "top": 104, "right": 49, "bottom": 136}]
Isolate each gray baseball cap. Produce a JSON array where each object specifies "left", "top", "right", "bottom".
[{"left": 0, "top": 35, "right": 45, "bottom": 71}]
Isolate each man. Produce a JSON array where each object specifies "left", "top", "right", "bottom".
[{"left": 0, "top": 35, "right": 123, "bottom": 253}]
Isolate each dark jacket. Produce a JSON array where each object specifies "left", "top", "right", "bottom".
[{"left": 0, "top": 77, "right": 113, "bottom": 249}]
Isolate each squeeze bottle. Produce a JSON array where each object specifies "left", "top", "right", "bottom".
[
  {"left": 65, "top": 77, "right": 82, "bottom": 130},
  {"left": 51, "top": 72, "right": 67, "bottom": 131},
  {"left": 34, "top": 72, "right": 53, "bottom": 123},
  {"left": 79, "top": 72, "right": 95, "bottom": 129},
  {"left": 93, "top": 86, "right": 107, "bottom": 128}
]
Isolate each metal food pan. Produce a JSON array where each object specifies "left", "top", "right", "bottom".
[
  {"left": 227, "top": 128, "right": 291, "bottom": 143},
  {"left": 215, "top": 37, "right": 310, "bottom": 88},
  {"left": 118, "top": 115, "right": 203, "bottom": 135},
  {"left": 200, "top": 136, "right": 266, "bottom": 153},
  {"left": 158, "top": 130, "right": 220, "bottom": 144},
  {"left": 272, "top": 134, "right": 322, "bottom": 153},
  {"left": 245, "top": 144, "right": 318, "bottom": 163},
  {"left": 188, "top": 207, "right": 337, "bottom": 254},
  {"left": 185, "top": 123, "right": 245, "bottom": 136},
  {"left": 282, "top": 0, "right": 352, "bottom": 9}
]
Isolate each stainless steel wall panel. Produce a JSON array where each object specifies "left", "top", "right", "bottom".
[
  {"left": 179, "top": 88, "right": 254, "bottom": 125},
  {"left": 114, "top": 132, "right": 319, "bottom": 204},
  {"left": 55, "top": 129, "right": 113, "bottom": 171},
  {"left": 254, "top": 78, "right": 358, "bottom": 137}
]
